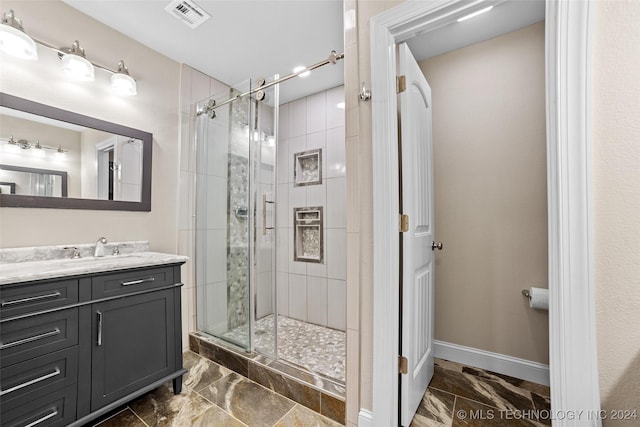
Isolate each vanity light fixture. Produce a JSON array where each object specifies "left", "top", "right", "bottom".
[
  {"left": 110, "top": 60, "right": 137, "bottom": 96},
  {"left": 457, "top": 5, "right": 494, "bottom": 22},
  {"left": 0, "top": 10, "right": 38, "bottom": 60},
  {"left": 7, "top": 136, "right": 31, "bottom": 149},
  {"left": 60, "top": 40, "right": 95, "bottom": 82},
  {"left": 3, "top": 135, "right": 69, "bottom": 154},
  {"left": 0, "top": 9, "right": 137, "bottom": 96},
  {"left": 33, "top": 140, "right": 45, "bottom": 157}
]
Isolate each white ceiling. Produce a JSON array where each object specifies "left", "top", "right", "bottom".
[
  {"left": 407, "top": 0, "right": 545, "bottom": 61},
  {"left": 63, "top": 0, "right": 544, "bottom": 104},
  {"left": 64, "top": 0, "right": 345, "bottom": 104}
]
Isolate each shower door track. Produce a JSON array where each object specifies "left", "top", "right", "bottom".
[{"left": 197, "top": 50, "right": 345, "bottom": 115}]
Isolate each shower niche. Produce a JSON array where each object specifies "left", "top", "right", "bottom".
[
  {"left": 294, "top": 149, "right": 322, "bottom": 186},
  {"left": 293, "top": 206, "right": 324, "bottom": 263}
]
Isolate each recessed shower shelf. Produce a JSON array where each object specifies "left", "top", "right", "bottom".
[
  {"left": 294, "top": 149, "right": 322, "bottom": 186},
  {"left": 294, "top": 207, "right": 323, "bottom": 263}
]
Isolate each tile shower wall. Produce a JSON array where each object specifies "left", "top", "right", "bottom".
[
  {"left": 225, "top": 93, "right": 251, "bottom": 331},
  {"left": 275, "top": 86, "right": 346, "bottom": 331}
]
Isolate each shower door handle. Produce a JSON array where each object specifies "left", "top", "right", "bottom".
[{"left": 263, "top": 194, "right": 275, "bottom": 235}]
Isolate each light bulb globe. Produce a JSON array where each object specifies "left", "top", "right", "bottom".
[
  {"left": 61, "top": 53, "right": 95, "bottom": 82},
  {"left": 111, "top": 72, "right": 137, "bottom": 96},
  {"left": 0, "top": 22, "right": 37, "bottom": 60}
]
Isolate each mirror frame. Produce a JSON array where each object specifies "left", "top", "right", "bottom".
[{"left": 0, "top": 93, "right": 152, "bottom": 211}]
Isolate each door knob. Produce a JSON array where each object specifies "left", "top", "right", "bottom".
[{"left": 432, "top": 241, "right": 443, "bottom": 251}]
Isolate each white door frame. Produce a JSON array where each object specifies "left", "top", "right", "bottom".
[
  {"left": 369, "top": 1, "right": 600, "bottom": 426},
  {"left": 96, "top": 137, "right": 116, "bottom": 200}
]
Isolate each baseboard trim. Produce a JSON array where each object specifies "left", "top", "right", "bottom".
[
  {"left": 434, "top": 340, "right": 550, "bottom": 386},
  {"left": 358, "top": 409, "right": 374, "bottom": 427}
]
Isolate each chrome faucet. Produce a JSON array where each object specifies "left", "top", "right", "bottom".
[
  {"left": 94, "top": 237, "right": 108, "bottom": 257},
  {"left": 63, "top": 246, "right": 81, "bottom": 259}
]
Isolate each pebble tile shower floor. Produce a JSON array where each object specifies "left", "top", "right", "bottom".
[
  {"left": 89, "top": 353, "right": 550, "bottom": 426},
  {"left": 221, "top": 314, "right": 346, "bottom": 383}
]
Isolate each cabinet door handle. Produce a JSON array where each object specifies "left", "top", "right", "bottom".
[
  {"left": 0, "top": 367, "right": 61, "bottom": 396},
  {"left": 1, "top": 291, "right": 61, "bottom": 307},
  {"left": 121, "top": 277, "right": 155, "bottom": 286},
  {"left": 97, "top": 311, "right": 103, "bottom": 346},
  {"left": 24, "top": 409, "right": 59, "bottom": 427},
  {"left": 0, "top": 328, "right": 60, "bottom": 350}
]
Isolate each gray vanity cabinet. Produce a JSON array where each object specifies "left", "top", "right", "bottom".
[
  {"left": 0, "top": 278, "right": 80, "bottom": 426},
  {"left": 0, "top": 262, "right": 186, "bottom": 427},
  {"left": 89, "top": 289, "right": 176, "bottom": 410}
]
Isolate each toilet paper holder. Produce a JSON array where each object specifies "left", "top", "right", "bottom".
[{"left": 522, "top": 287, "right": 549, "bottom": 311}]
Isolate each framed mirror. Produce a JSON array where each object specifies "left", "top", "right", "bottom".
[{"left": 0, "top": 93, "right": 151, "bottom": 211}]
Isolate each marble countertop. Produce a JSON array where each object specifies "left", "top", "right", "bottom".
[{"left": 0, "top": 250, "right": 188, "bottom": 286}]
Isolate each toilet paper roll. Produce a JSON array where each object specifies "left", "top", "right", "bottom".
[{"left": 528, "top": 287, "right": 549, "bottom": 311}]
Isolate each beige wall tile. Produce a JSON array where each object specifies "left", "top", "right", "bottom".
[
  {"left": 344, "top": 0, "right": 358, "bottom": 48},
  {"left": 346, "top": 232, "right": 361, "bottom": 330},
  {"left": 346, "top": 328, "right": 361, "bottom": 425},
  {"left": 346, "top": 137, "right": 361, "bottom": 233}
]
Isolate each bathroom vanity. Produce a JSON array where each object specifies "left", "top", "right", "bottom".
[{"left": 0, "top": 244, "right": 187, "bottom": 427}]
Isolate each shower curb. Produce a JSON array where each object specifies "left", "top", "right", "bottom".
[{"left": 189, "top": 332, "right": 346, "bottom": 425}]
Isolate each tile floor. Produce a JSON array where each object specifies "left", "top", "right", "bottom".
[
  {"left": 90, "top": 351, "right": 342, "bottom": 427},
  {"left": 221, "top": 315, "right": 346, "bottom": 382},
  {"left": 90, "top": 353, "right": 550, "bottom": 427},
  {"left": 411, "top": 359, "right": 551, "bottom": 427},
  {"left": 189, "top": 331, "right": 346, "bottom": 422}
]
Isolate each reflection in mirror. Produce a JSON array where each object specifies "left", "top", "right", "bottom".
[
  {"left": 0, "top": 93, "right": 151, "bottom": 211},
  {"left": 0, "top": 164, "right": 68, "bottom": 197},
  {"left": 0, "top": 107, "right": 143, "bottom": 202}
]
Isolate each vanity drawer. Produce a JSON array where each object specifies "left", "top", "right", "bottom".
[
  {"left": 1, "top": 384, "right": 77, "bottom": 427},
  {"left": 0, "top": 309, "right": 78, "bottom": 367},
  {"left": 92, "top": 266, "right": 175, "bottom": 298},
  {"left": 0, "top": 346, "right": 78, "bottom": 406},
  {"left": 0, "top": 279, "right": 79, "bottom": 319}
]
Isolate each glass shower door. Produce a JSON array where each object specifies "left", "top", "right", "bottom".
[
  {"left": 250, "top": 79, "right": 278, "bottom": 358},
  {"left": 194, "top": 78, "right": 277, "bottom": 357}
]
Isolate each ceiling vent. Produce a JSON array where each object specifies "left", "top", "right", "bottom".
[{"left": 165, "top": 0, "right": 211, "bottom": 29}]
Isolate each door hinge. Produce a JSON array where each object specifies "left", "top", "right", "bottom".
[
  {"left": 400, "top": 214, "right": 409, "bottom": 232},
  {"left": 397, "top": 75, "right": 406, "bottom": 93},
  {"left": 399, "top": 355, "right": 408, "bottom": 374}
]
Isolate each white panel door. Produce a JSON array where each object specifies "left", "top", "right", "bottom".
[{"left": 399, "top": 42, "right": 435, "bottom": 426}]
